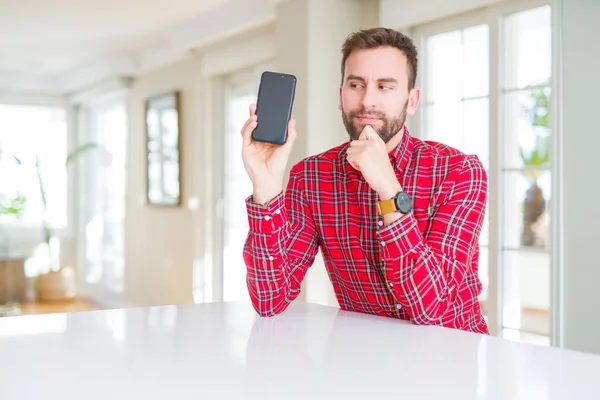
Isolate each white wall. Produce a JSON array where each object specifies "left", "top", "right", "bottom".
[
  {"left": 556, "top": 0, "right": 600, "bottom": 355},
  {"left": 125, "top": 57, "right": 198, "bottom": 307}
]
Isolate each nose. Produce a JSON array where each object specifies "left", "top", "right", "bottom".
[{"left": 359, "top": 84, "right": 378, "bottom": 110}]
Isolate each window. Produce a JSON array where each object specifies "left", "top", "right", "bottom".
[
  {"left": 221, "top": 70, "right": 262, "bottom": 302},
  {"left": 500, "top": 5, "right": 552, "bottom": 345},
  {"left": 421, "top": 24, "right": 491, "bottom": 306},
  {"left": 80, "top": 101, "right": 127, "bottom": 294},
  {"left": 423, "top": 25, "right": 490, "bottom": 167},
  {"left": 208, "top": 62, "right": 274, "bottom": 302},
  {"left": 0, "top": 105, "right": 68, "bottom": 228},
  {"left": 414, "top": 2, "right": 552, "bottom": 345}
]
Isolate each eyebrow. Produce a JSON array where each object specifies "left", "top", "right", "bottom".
[{"left": 346, "top": 75, "right": 398, "bottom": 84}]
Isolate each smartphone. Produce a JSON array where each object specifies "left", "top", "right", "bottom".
[{"left": 252, "top": 71, "right": 297, "bottom": 145}]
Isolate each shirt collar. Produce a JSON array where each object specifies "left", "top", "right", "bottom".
[{"left": 389, "top": 125, "right": 414, "bottom": 174}]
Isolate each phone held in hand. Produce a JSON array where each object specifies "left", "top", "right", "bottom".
[{"left": 252, "top": 71, "right": 297, "bottom": 145}]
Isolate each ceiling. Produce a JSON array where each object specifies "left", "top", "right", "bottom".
[
  {"left": 0, "top": 0, "right": 276, "bottom": 94},
  {"left": 0, "top": 0, "right": 516, "bottom": 96}
]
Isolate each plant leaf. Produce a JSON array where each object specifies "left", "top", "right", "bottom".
[
  {"left": 66, "top": 142, "right": 100, "bottom": 166},
  {"left": 0, "top": 192, "right": 27, "bottom": 217},
  {"left": 35, "top": 155, "right": 48, "bottom": 211}
]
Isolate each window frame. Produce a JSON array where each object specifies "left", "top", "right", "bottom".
[
  {"left": 0, "top": 94, "right": 75, "bottom": 244},
  {"left": 73, "top": 88, "right": 130, "bottom": 309},
  {"left": 195, "top": 27, "right": 277, "bottom": 304},
  {"left": 208, "top": 61, "right": 275, "bottom": 303},
  {"left": 410, "top": 0, "right": 553, "bottom": 341}
]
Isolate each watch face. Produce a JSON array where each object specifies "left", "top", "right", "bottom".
[{"left": 395, "top": 192, "right": 412, "bottom": 214}]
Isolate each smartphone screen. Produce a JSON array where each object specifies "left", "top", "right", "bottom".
[{"left": 252, "top": 71, "right": 296, "bottom": 145}]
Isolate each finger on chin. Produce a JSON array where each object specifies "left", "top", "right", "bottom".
[
  {"left": 358, "top": 134, "right": 371, "bottom": 142},
  {"left": 368, "top": 131, "right": 376, "bottom": 140},
  {"left": 350, "top": 139, "right": 369, "bottom": 147}
]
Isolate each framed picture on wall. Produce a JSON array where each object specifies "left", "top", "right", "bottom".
[{"left": 145, "top": 91, "right": 182, "bottom": 206}]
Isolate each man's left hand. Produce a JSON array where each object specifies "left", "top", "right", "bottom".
[{"left": 346, "top": 125, "right": 402, "bottom": 200}]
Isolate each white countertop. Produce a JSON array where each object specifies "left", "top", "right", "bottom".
[{"left": 1, "top": 301, "right": 599, "bottom": 399}]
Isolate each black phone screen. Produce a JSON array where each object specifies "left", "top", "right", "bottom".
[{"left": 252, "top": 71, "right": 297, "bottom": 145}]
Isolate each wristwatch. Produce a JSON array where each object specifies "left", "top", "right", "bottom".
[{"left": 377, "top": 191, "right": 413, "bottom": 215}]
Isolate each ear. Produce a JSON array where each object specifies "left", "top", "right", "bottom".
[
  {"left": 338, "top": 86, "right": 343, "bottom": 111},
  {"left": 406, "top": 88, "right": 421, "bottom": 117}
]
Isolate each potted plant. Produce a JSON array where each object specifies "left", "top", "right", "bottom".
[
  {"left": 0, "top": 193, "right": 27, "bottom": 217},
  {"left": 4, "top": 143, "right": 103, "bottom": 301},
  {"left": 0, "top": 192, "right": 27, "bottom": 257},
  {"left": 0, "top": 192, "right": 29, "bottom": 305},
  {"left": 34, "top": 143, "right": 103, "bottom": 301},
  {"left": 520, "top": 87, "right": 550, "bottom": 247},
  {"left": 0, "top": 147, "right": 28, "bottom": 257}
]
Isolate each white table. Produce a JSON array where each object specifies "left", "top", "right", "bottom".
[{"left": 1, "top": 301, "right": 599, "bottom": 399}]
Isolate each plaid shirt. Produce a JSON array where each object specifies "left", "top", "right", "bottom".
[{"left": 244, "top": 127, "right": 489, "bottom": 334}]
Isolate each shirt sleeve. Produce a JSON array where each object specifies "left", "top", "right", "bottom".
[
  {"left": 376, "top": 155, "right": 487, "bottom": 325},
  {"left": 243, "top": 163, "right": 320, "bottom": 317}
]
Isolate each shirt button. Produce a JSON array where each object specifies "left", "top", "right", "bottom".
[
  {"left": 395, "top": 304, "right": 402, "bottom": 310},
  {"left": 378, "top": 220, "right": 383, "bottom": 226},
  {"left": 388, "top": 282, "right": 394, "bottom": 288},
  {"left": 268, "top": 256, "right": 274, "bottom": 261},
  {"left": 264, "top": 215, "right": 271, "bottom": 221},
  {"left": 274, "top": 208, "right": 281, "bottom": 215},
  {"left": 380, "top": 241, "right": 386, "bottom": 246}
]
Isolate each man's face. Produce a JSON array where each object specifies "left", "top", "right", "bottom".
[{"left": 339, "top": 46, "right": 420, "bottom": 143}]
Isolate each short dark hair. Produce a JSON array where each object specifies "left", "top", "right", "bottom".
[{"left": 341, "top": 27, "right": 419, "bottom": 90}]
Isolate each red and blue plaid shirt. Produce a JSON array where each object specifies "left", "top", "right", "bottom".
[{"left": 244, "top": 127, "right": 489, "bottom": 334}]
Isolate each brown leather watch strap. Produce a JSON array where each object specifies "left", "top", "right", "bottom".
[{"left": 376, "top": 198, "right": 397, "bottom": 215}]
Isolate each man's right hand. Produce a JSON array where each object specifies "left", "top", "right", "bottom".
[{"left": 241, "top": 104, "right": 297, "bottom": 205}]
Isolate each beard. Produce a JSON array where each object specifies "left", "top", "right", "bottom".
[{"left": 342, "top": 100, "right": 408, "bottom": 143}]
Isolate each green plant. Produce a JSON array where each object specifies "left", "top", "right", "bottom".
[
  {"left": 519, "top": 133, "right": 550, "bottom": 180},
  {"left": 520, "top": 87, "right": 551, "bottom": 181},
  {"left": 0, "top": 193, "right": 27, "bottom": 218},
  {"left": 38, "top": 143, "right": 102, "bottom": 266},
  {"left": 2, "top": 143, "right": 102, "bottom": 270},
  {"left": 527, "top": 87, "right": 550, "bottom": 129},
  {"left": 519, "top": 86, "right": 551, "bottom": 247},
  {"left": 0, "top": 155, "right": 27, "bottom": 219}
]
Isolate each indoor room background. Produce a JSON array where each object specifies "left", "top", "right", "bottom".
[{"left": 0, "top": 0, "right": 598, "bottom": 356}]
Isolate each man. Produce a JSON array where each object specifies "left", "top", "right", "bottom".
[{"left": 240, "top": 27, "right": 488, "bottom": 334}]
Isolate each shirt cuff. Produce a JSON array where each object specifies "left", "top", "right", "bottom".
[
  {"left": 377, "top": 213, "right": 424, "bottom": 259},
  {"left": 246, "top": 192, "right": 287, "bottom": 234}
]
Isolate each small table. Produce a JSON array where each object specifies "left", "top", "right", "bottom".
[{"left": 0, "top": 301, "right": 599, "bottom": 399}]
